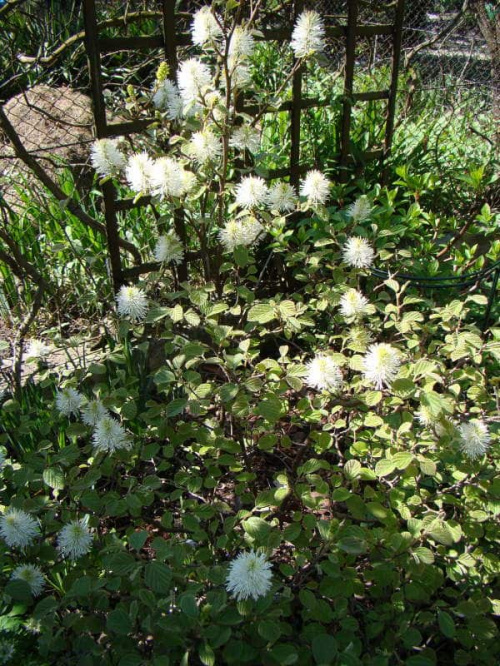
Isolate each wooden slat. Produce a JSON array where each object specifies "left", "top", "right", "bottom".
[
  {"left": 240, "top": 97, "right": 331, "bottom": 116},
  {"left": 289, "top": 0, "right": 304, "bottom": 188},
  {"left": 103, "top": 118, "right": 157, "bottom": 137},
  {"left": 98, "top": 36, "right": 164, "bottom": 52},
  {"left": 339, "top": 0, "right": 359, "bottom": 182},
  {"left": 352, "top": 90, "right": 390, "bottom": 102},
  {"left": 385, "top": 0, "right": 406, "bottom": 158},
  {"left": 83, "top": 0, "right": 123, "bottom": 290}
]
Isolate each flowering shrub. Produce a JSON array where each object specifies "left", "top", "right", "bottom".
[{"left": 0, "top": 3, "right": 499, "bottom": 665}]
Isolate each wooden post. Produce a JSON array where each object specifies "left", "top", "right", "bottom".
[
  {"left": 339, "top": 0, "right": 358, "bottom": 182},
  {"left": 162, "top": 0, "right": 188, "bottom": 282},
  {"left": 290, "top": 0, "right": 304, "bottom": 187},
  {"left": 384, "top": 0, "right": 406, "bottom": 158},
  {"left": 83, "top": 0, "right": 123, "bottom": 291}
]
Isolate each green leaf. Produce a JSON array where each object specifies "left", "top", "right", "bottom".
[
  {"left": 5, "top": 580, "right": 33, "bottom": 602},
  {"left": 337, "top": 536, "right": 367, "bottom": 555},
  {"left": 243, "top": 517, "right": 271, "bottom": 541},
  {"left": 392, "top": 452, "right": 413, "bottom": 469},
  {"left": 129, "top": 531, "right": 148, "bottom": 550},
  {"left": 426, "top": 520, "right": 453, "bottom": 546},
  {"left": 343, "top": 459, "right": 361, "bottom": 480},
  {"left": 180, "top": 593, "right": 199, "bottom": 618},
  {"left": 269, "top": 644, "right": 298, "bottom": 665},
  {"left": 247, "top": 303, "right": 276, "bottom": 324},
  {"left": 438, "top": 610, "right": 456, "bottom": 638},
  {"left": 144, "top": 562, "right": 172, "bottom": 593},
  {"left": 364, "top": 391, "right": 382, "bottom": 406},
  {"left": 256, "top": 395, "right": 283, "bottom": 423},
  {"left": 106, "top": 609, "right": 132, "bottom": 635},
  {"left": 43, "top": 467, "right": 65, "bottom": 490},
  {"left": 258, "top": 620, "right": 281, "bottom": 643},
  {"left": 312, "top": 634, "right": 338, "bottom": 664},
  {"left": 375, "top": 459, "right": 396, "bottom": 477},
  {"left": 165, "top": 398, "right": 187, "bottom": 417},
  {"left": 199, "top": 644, "right": 215, "bottom": 666}
]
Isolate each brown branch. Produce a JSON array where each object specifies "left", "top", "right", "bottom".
[
  {"left": 16, "top": 10, "right": 189, "bottom": 67},
  {"left": 0, "top": 105, "right": 142, "bottom": 264},
  {"left": 404, "top": 0, "right": 471, "bottom": 67}
]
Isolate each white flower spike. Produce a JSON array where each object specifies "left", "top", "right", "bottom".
[
  {"left": 116, "top": 285, "right": 148, "bottom": 321},
  {"left": 11, "top": 564, "right": 45, "bottom": 597},
  {"left": 235, "top": 176, "right": 268, "bottom": 209},
  {"left": 56, "top": 388, "right": 84, "bottom": 417},
  {"left": 58, "top": 519, "right": 93, "bottom": 560},
  {"left": 0, "top": 508, "right": 40, "bottom": 550},
  {"left": 459, "top": 420, "right": 491, "bottom": 460},
  {"left": 342, "top": 236, "right": 375, "bottom": 269},
  {"left": 154, "top": 231, "right": 185, "bottom": 265},
  {"left": 300, "top": 170, "right": 330, "bottom": 205},
  {"left": 363, "top": 343, "right": 401, "bottom": 390},
  {"left": 226, "top": 551, "right": 272, "bottom": 601},
  {"left": 291, "top": 10, "right": 326, "bottom": 59},
  {"left": 306, "top": 355, "right": 343, "bottom": 392}
]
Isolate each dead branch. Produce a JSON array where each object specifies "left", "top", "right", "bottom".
[
  {"left": 0, "top": 105, "right": 141, "bottom": 264},
  {"left": 404, "top": 0, "right": 471, "bottom": 67}
]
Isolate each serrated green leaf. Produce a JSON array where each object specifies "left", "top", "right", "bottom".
[
  {"left": 438, "top": 610, "right": 456, "bottom": 638},
  {"left": 247, "top": 303, "right": 276, "bottom": 324},
  {"left": 312, "top": 634, "right": 338, "bottom": 664},
  {"left": 375, "top": 459, "right": 396, "bottom": 477},
  {"left": 344, "top": 459, "right": 361, "bottom": 480},
  {"left": 144, "top": 562, "right": 171, "bottom": 593},
  {"left": 107, "top": 609, "right": 132, "bottom": 635},
  {"left": 43, "top": 467, "right": 65, "bottom": 490}
]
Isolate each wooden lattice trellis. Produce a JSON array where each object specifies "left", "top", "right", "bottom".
[{"left": 83, "top": 0, "right": 406, "bottom": 291}]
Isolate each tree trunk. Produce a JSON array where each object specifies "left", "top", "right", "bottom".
[{"left": 471, "top": 0, "right": 499, "bottom": 137}]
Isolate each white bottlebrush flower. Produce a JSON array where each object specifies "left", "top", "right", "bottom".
[
  {"left": 188, "top": 129, "right": 222, "bottom": 163},
  {"left": 342, "top": 236, "right": 375, "bottom": 269},
  {"left": 150, "top": 157, "right": 184, "bottom": 199},
  {"left": 291, "top": 10, "right": 326, "bottom": 59},
  {"left": 229, "top": 125, "right": 261, "bottom": 153},
  {"left": 235, "top": 176, "right": 268, "bottom": 209},
  {"left": 154, "top": 231, "right": 184, "bottom": 265},
  {"left": 57, "top": 519, "right": 93, "bottom": 560},
  {"left": 125, "top": 152, "right": 154, "bottom": 194},
  {"left": 116, "top": 285, "right": 148, "bottom": 321},
  {"left": 191, "top": 6, "right": 222, "bottom": 46},
  {"left": 81, "top": 399, "right": 108, "bottom": 427},
  {"left": 348, "top": 195, "right": 372, "bottom": 223},
  {"left": 219, "top": 217, "right": 264, "bottom": 253},
  {"left": 228, "top": 61, "right": 251, "bottom": 89},
  {"left": 306, "top": 355, "right": 343, "bottom": 392},
  {"left": 90, "top": 138, "right": 126, "bottom": 178},
  {"left": 92, "top": 416, "right": 131, "bottom": 454},
  {"left": 299, "top": 170, "right": 330, "bottom": 205},
  {"left": 153, "top": 79, "right": 183, "bottom": 120},
  {"left": 180, "top": 169, "right": 197, "bottom": 195},
  {"left": 25, "top": 339, "right": 51, "bottom": 360},
  {"left": 56, "top": 387, "right": 84, "bottom": 417},
  {"left": 226, "top": 551, "right": 272, "bottom": 601},
  {"left": 415, "top": 405, "right": 436, "bottom": 428},
  {"left": 458, "top": 420, "right": 491, "bottom": 460},
  {"left": 340, "top": 289, "right": 370, "bottom": 319},
  {"left": 178, "top": 58, "right": 212, "bottom": 105},
  {"left": 266, "top": 182, "right": 297, "bottom": 212},
  {"left": 363, "top": 343, "right": 401, "bottom": 390},
  {"left": 228, "top": 26, "right": 255, "bottom": 61},
  {"left": 11, "top": 564, "right": 45, "bottom": 596},
  {"left": 0, "top": 508, "right": 40, "bottom": 550}
]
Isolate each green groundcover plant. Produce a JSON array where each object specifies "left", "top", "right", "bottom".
[{"left": 0, "top": 3, "right": 498, "bottom": 665}]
